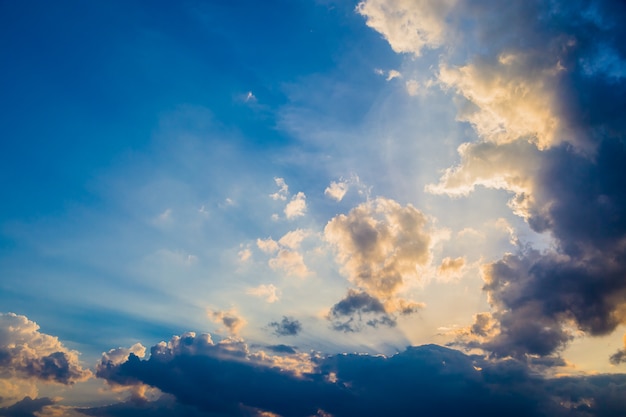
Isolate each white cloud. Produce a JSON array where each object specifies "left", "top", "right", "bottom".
[
  {"left": 386, "top": 69, "right": 402, "bottom": 81},
  {"left": 278, "top": 229, "right": 310, "bottom": 249},
  {"left": 270, "top": 177, "right": 289, "bottom": 201},
  {"left": 269, "top": 249, "right": 310, "bottom": 278},
  {"left": 425, "top": 140, "right": 543, "bottom": 219},
  {"left": 238, "top": 247, "right": 252, "bottom": 262},
  {"left": 100, "top": 343, "right": 146, "bottom": 366},
  {"left": 284, "top": 191, "right": 307, "bottom": 219},
  {"left": 246, "top": 284, "right": 281, "bottom": 303},
  {"left": 257, "top": 237, "right": 280, "bottom": 254},
  {"left": 257, "top": 230, "right": 311, "bottom": 278},
  {"left": 356, "top": 0, "right": 456, "bottom": 56},
  {"left": 439, "top": 56, "right": 567, "bottom": 149},
  {"left": 325, "top": 180, "right": 349, "bottom": 202}
]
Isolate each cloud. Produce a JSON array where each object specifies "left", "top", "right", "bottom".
[
  {"left": 324, "top": 197, "right": 432, "bottom": 331},
  {"left": 256, "top": 231, "right": 311, "bottom": 278},
  {"left": 268, "top": 317, "right": 302, "bottom": 337},
  {"left": 284, "top": 192, "right": 307, "bottom": 219},
  {"left": 328, "top": 290, "right": 424, "bottom": 332},
  {"left": 278, "top": 229, "right": 310, "bottom": 250},
  {"left": 610, "top": 334, "right": 626, "bottom": 365},
  {"left": 94, "top": 335, "right": 626, "bottom": 417},
  {"left": 0, "top": 313, "right": 91, "bottom": 405},
  {"left": 268, "top": 250, "right": 310, "bottom": 278},
  {"left": 365, "top": 0, "right": 626, "bottom": 358},
  {"left": 328, "top": 290, "right": 394, "bottom": 332},
  {"left": 208, "top": 310, "right": 246, "bottom": 336},
  {"left": 356, "top": 0, "right": 456, "bottom": 56},
  {"left": 247, "top": 284, "right": 281, "bottom": 303},
  {"left": 265, "top": 344, "right": 298, "bottom": 355},
  {"left": 269, "top": 177, "right": 289, "bottom": 201},
  {"left": 325, "top": 197, "right": 432, "bottom": 298},
  {"left": 324, "top": 180, "right": 349, "bottom": 202},
  {"left": 437, "top": 256, "right": 466, "bottom": 280},
  {"left": 0, "top": 396, "right": 55, "bottom": 417},
  {"left": 324, "top": 175, "right": 365, "bottom": 202},
  {"left": 438, "top": 55, "right": 566, "bottom": 149}
]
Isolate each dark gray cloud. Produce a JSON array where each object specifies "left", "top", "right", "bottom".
[
  {"left": 268, "top": 317, "right": 302, "bottom": 337},
  {"left": 413, "top": 0, "right": 626, "bottom": 359},
  {"left": 610, "top": 335, "right": 626, "bottom": 365},
  {"left": 94, "top": 334, "right": 626, "bottom": 417},
  {"left": 327, "top": 289, "right": 423, "bottom": 332},
  {"left": 265, "top": 344, "right": 297, "bottom": 355},
  {"left": 81, "top": 394, "right": 218, "bottom": 417},
  {"left": 327, "top": 289, "right": 395, "bottom": 332},
  {"left": 0, "top": 396, "right": 54, "bottom": 417}
]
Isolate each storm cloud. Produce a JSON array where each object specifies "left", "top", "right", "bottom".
[
  {"left": 94, "top": 334, "right": 626, "bottom": 417},
  {"left": 359, "top": 0, "right": 626, "bottom": 358}
]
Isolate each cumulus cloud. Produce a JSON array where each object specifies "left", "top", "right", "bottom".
[
  {"left": 438, "top": 55, "right": 566, "bottom": 149},
  {"left": 324, "top": 180, "right": 349, "bottom": 202},
  {"left": 268, "top": 317, "right": 302, "bottom": 337},
  {"left": 284, "top": 191, "right": 307, "bottom": 219},
  {"left": 324, "top": 198, "right": 432, "bottom": 331},
  {"left": 208, "top": 310, "right": 246, "bottom": 336},
  {"left": 94, "top": 335, "right": 626, "bottom": 417},
  {"left": 325, "top": 197, "right": 432, "bottom": 297},
  {"left": 256, "top": 231, "right": 311, "bottom": 278},
  {"left": 324, "top": 175, "right": 365, "bottom": 202},
  {"left": 269, "top": 177, "right": 289, "bottom": 201},
  {"left": 436, "top": 256, "right": 466, "bottom": 280},
  {"left": 364, "top": 0, "right": 626, "bottom": 358},
  {"left": 247, "top": 284, "right": 281, "bottom": 303},
  {"left": 0, "top": 313, "right": 91, "bottom": 405},
  {"left": 356, "top": 0, "right": 456, "bottom": 56}
]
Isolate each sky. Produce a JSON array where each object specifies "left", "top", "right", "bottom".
[{"left": 1, "top": 0, "right": 626, "bottom": 415}]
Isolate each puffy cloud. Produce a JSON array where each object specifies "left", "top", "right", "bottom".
[
  {"left": 324, "top": 175, "right": 365, "bottom": 202},
  {"left": 325, "top": 197, "right": 432, "bottom": 298},
  {"left": 0, "top": 313, "right": 91, "bottom": 405},
  {"left": 269, "top": 177, "right": 289, "bottom": 201},
  {"left": 425, "top": 140, "right": 544, "bottom": 219},
  {"left": 208, "top": 310, "right": 246, "bottom": 336},
  {"left": 437, "top": 256, "right": 466, "bottom": 280},
  {"left": 438, "top": 55, "right": 567, "bottom": 149},
  {"left": 94, "top": 336, "right": 626, "bottom": 417},
  {"left": 364, "top": 0, "right": 626, "bottom": 359},
  {"left": 268, "top": 317, "right": 302, "bottom": 337},
  {"left": 324, "top": 181, "right": 349, "bottom": 202},
  {"left": 257, "top": 238, "right": 280, "bottom": 254},
  {"left": 278, "top": 229, "right": 310, "bottom": 250},
  {"left": 256, "top": 231, "right": 311, "bottom": 278},
  {"left": 100, "top": 343, "right": 147, "bottom": 367},
  {"left": 95, "top": 332, "right": 331, "bottom": 416},
  {"left": 324, "top": 198, "right": 432, "bottom": 331},
  {"left": 268, "top": 250, "right": 310, "bottom": 278},
  {"left": 356, "top": 0, "right": 456, "bottom": 56},
  {"left": 247, "top": 284, "right": 281, "bottom": 303},
  {"left": 284, "top": 192, "right": 307, "bottom": 219}
]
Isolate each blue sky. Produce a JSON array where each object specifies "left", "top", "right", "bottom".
[{"left": 2, "top": 1, "right": 626, "bottom": 415}]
